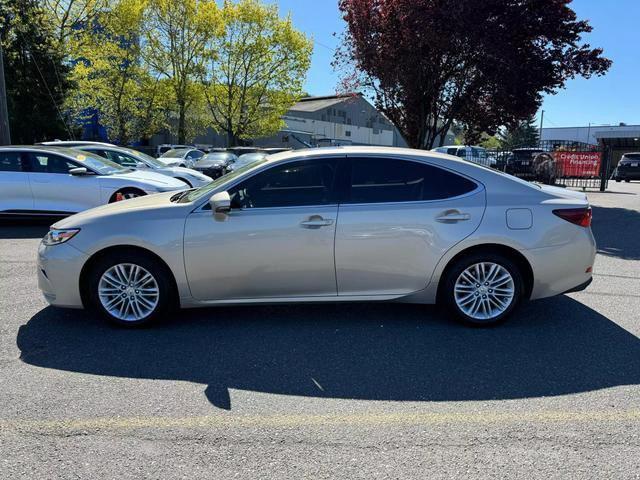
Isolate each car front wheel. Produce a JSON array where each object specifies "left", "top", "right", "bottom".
[
  {"left": 442, "top": 253, "right": 524, "bottom": 326},
  {"left": 88, "top": 251, "right": 173, "bottom": 327}
]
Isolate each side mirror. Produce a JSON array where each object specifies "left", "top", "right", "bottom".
[
  {"left": 69, "top": 167, "right": 88, "bottom": 176},
  {"left": 209, "top": 191, "right": 231, "bottom": 213}
]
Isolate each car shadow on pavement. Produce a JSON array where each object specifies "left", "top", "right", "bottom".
[
  {"left": 17, "top": 297, "right": 640, "bottom": 410},
  {"left": 591, "top": 205, "right": 640, "bottom": 260},
  {"left": 0, "top": 220, "right": 54, "bottom": 239}
]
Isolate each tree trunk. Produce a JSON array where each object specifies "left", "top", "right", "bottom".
[
  {"left": 177, "top": 98, "right": 186, "bottom": 144},
  {"left": 226, "top": 118, "right": 236, "bottom": 147}
]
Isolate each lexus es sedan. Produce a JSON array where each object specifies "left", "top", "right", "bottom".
[
  {"left": 72, "top": 145, "right": 212, "bottom": 188},
  {"left": 0, "top": 146, "right": 187, "bottom": 217},
  {"left": 37, "top": 146, "right": 596, "bottom": 327}
]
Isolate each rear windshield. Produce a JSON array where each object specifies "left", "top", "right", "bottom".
[{"left": 622, "top": 153, "right": 640, "bottom": 161}]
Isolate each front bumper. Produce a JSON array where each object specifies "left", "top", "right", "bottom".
[
  {"left": 37, "top": 240, "right": 89, "bottom": 308},
  {"left": 194, "top": 165, "right": 227, "bottom": 179}
]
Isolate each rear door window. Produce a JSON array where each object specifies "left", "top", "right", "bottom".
[{"left": 346, "top": 157, "right": 477, "bottom": 203}]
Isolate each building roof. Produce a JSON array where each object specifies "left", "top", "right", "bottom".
[{"left": 289, "top": 93, "right": 362, "bottom": 112}]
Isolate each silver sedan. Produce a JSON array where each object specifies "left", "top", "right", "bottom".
[{"left": 37, "top": 147, "right": 596, "bottom": 327}]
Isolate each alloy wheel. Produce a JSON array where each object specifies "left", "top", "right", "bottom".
[
  {"left": 453, "top": 262, "right": 515, "bottom": 321},
  {"left": 98, "top": 263, "right": 160, "bottom": 321}
]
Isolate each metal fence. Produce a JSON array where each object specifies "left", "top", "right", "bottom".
[{"left": 486, "top": 140, "right": 608, "bottom": 191}]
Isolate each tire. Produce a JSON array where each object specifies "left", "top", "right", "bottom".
[
  {"left": 625, "top": 179, "right": 631, "bottom": 183},
  {"left": 441, "top": 252, "right": 524, "bottom": 327},
  {"left": 615, "top": 179, "right": 621, "bottom": 183},
  {"left": 87, "top": 250, "right": 174, "bottom": 327},
  {"left": 175, "top": 177, "right": 192, "bottom": 187},
  {"left": 109, "top": 188, "right": 146, "bottom": 203}
]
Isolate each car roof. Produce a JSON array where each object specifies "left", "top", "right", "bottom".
[
  {"left": 37, "top": 140, "right": 117, "bottom": 147},
  {"left": 261, "top": 146, "right": 484, "bottom": 167},
  {"left": 0, "top": 145, "right": 85, "bottom": 155}
]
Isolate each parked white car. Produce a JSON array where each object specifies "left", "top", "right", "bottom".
[
  {"left": 431, "top": 146, "right": 495, "bottom": 167},
  {"left": 73, "top": 145, "right": 212, "bottom": 188},
  {"left": 158, "top": 148, "right": 204, "bottom": 168},
  {"left": 155, "top": 144, "right": 193, "bottom": 157},
  {"left": 0, "top": 146, "right": 187, "bottom": 217}
]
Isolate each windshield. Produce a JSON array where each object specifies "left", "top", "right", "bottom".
[
  {"left": 55, "top": 148, "right": 129, "bottom": 175},
  {"left": 121, "top": 148, "right": 166, "bottom": 168},
  {"left": 161, "top": 149, "right": 188, "bottom": 158},
  {"left": 179, "top": 158, "right": 269, "bottom": 203}
]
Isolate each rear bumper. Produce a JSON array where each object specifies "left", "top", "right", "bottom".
[
  {"left": 525, "top": 228, "right": 597, "bottom": 300},
  {"left": 563, "top": 276, "right": 593, "bottom": 294}
]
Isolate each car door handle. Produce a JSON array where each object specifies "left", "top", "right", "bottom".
[
  {"left": 436, "top": 210, "right": 471, "bottom": 223},
  {"left": 300, "top": 216, "right": 334, "bottom": 228}
]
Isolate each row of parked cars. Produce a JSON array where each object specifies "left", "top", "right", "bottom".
[{"left": 0, "top": 141, "right": 281, "bottom": 217}]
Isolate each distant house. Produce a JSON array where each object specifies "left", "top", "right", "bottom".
[
  {"left": 155, "top": 93, "right": 408, "bottom": 149},
  {"left": 143, "top": 92, "right": 454, "bottom": 150},
  {"left": 254, "top": 93, "right": 407, "bottom": 148}
]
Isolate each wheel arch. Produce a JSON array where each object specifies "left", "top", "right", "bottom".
[
  {"left": 108, "top": 187, "right": 147, "bottom": 203},
  {"left": 436, "top": 243, "right": 534, "bottom": 302},
  {"left": 79, "top": 244, "right": 179, "bottom": 309}
]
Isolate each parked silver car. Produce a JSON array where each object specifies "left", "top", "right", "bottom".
[
  {"left": 158, "top": 148, "right": 204, "bottom": 168},
  {"left": 72, "top": 145, "right": 212, "bottom": 188},
  {"left": 37, "top": 147, "right": 596, "bottom": 327}
]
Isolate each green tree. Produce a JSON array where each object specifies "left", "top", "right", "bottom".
[
  {"left": 42, "top": 0, "right": 109, "bottom": 52},
  {"left": 479, "top": 134, "right": 501, "bottom": 150},
  {"left": 144, "top": 0, "right": 222, "bottom": 143},
  {"left": 0, "top": 0, "right": 75, "bottom": 143},
  {"left": 66, "top": 0, "right": 167, "bottom": 144},
  {"left": 202, "top": 0, "right": 312, "bottom": 147},
  {"left": 498, "top": 116, "right": 540, "bottom": 149}
]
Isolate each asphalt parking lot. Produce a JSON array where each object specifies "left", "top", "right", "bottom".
[{"left": 1, "top": 182, "right": 639, "bottom": 479}]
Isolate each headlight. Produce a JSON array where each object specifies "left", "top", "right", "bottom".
[{"left": 43, "top": 228, "right": 80, "bottom": 246}]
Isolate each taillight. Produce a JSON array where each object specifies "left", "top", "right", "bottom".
[{"left": 553, "top": 207, "right": 592, "bottom": 227}]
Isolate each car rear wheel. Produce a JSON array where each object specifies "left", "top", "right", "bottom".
[
  {"left": 442, "top": 252, "right": 524, "bottom": 326},
  {"left": 88, "top": 252, "right": 173, "bottom": 327}
]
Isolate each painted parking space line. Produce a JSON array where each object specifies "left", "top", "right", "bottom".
[{"left": 2, "top": 410, "right": 640, "bottom": 434}]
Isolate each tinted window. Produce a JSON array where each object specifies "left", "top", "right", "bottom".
[
  {"left": 623, "top": 153, "right": 640, "bottom": 161},
  {"left": 229, "top": 159, "right": 338, "bottom": 208},
  {"left": 29, "top": 153, "right": 78, "bottom": 174},
  {"left": 0, "top": 152, "right": 22, "bottom": 172},
  {"left": 347, "top": 157, "right": 477, "bottom": 203}
]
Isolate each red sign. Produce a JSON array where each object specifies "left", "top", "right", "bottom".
[{"left": 553, "top": 151, "right": 601, "bottom": 177}]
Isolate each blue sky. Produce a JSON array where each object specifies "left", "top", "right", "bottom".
[{"left": 269, "top": 0, "right": 640, "bottom": 128}]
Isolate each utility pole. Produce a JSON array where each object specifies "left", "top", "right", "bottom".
[
  {"left": 538, "top": 110, "right": 544, "bottom": 144},
  {"left": 0, "top": 42, "right": 10, "bottom": 145}
]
